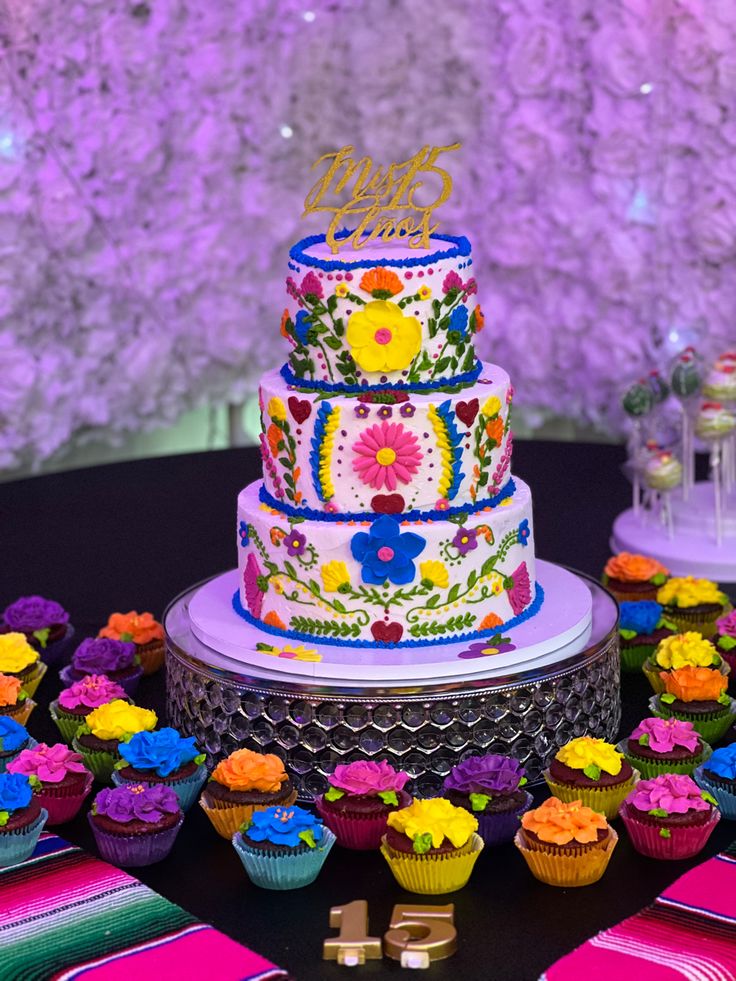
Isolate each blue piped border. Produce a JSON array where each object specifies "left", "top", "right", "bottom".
[
  {"left": 289, "top": 231, "right": 472, "bottom": 272},
  {"left": 259, "top": 479, "right": 516, "bottom": 523},
  {"left": 232, "top": 581, "right": 544, "bottom": 650},
  {"left": 280, "top": 361, "right": 482, "bottom": 394}
]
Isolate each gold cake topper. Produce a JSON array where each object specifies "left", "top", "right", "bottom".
[{"left": 303, "top": 143, "right": 461, "bottom": 254}]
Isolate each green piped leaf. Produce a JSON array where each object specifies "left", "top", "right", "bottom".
[
  {"left": 718, "top": 693, "right": 732, "bottom": 707},
  {"left": 638, "top": 734, "right": 650, "bottom": 746},
  {"left": 650, "top": 573, "right": 667, "bottom": 586},
  {"left": 701, "top": 791, "right": 718, "bottom": 806},
  {"left": 412, "top": 833, "right": 433, "bottom": 855},
  {"left": 298, "top": 829, "right": 317, "bottom": 849},
  {"left": 619, "top": 628, "right": 638, "bottom": 640},
  {"left": 469, "top": 793, "right": 491, "bottom": 812},
  {"left": 0, "top": 810, "right": 9, "bottom": 827},
  {"left": 378, "top": 790, "right": 398, "bottom": 807},
  {"left": 660, "top": 693, "right": 676, "bottom": 704},
  {"left": 718, "top": 635, "right": 736, "bottom": 652},
  {"left": 324, "top": 786, "right": 344, "bottom": 802},
  {"left": 519, "top": 777, "right": 528, "bottom": 786},
  {"left": 119, "top": 632, "right": 134, "bottom": 643},
  {"left": 659, "top": 828, "right": 671, "bottom": 838},
  {"left": 194, "top": 753, "right": 206, "bottom": 766},
  {"left": 28, "top": 774, "right": 41, "bottom": 789},
  {"left": 238, "top": 819, "right": 253, "bottom": 834},
  {"left": 648, "top": 808, "right": 668, "bottom": 817},
  {"left": 113, "top": 759, "right": 129, "bottom": 770},
  {"left": 32, "top": 627, "right": 50, "bottom": 649},
  {"left": 583, "top": 764, "right": 601, "bottom": 781}
]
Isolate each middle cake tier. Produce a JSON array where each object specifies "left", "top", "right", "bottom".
[
  {"left": 259, "top": 360, "right": 513, "bottom": 518},
  {"left": 236, "top": 476, "right": 538, "bottom": 647}
]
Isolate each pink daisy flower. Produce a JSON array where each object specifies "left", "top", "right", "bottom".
[
  {"left": 243, "top": 553, "right": 264, "bottom": 619},
  {"left": 352, "top": 421, "right": 423, "bottom": 491}
]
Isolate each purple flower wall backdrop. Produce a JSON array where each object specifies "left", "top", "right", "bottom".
[{"left": 0, "top": 0, "right": 734, "bottom": 470}]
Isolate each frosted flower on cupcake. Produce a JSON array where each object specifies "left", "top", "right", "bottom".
[
  {"left": 702, "top": 744, "right": 736, "bottom": 780},
  {"left": 2, "top": 597, "right": 69, "bottom": 649},
  {"left": 93, "top": 783, "right": 179, "bottom": 824},
  {"left": 71, "top": 638, "right": 137, "bottom": 676},
  {"left": 0, "top": 717, "right": 31, "bottom": 755},
  {"left": 0, "top": 634, "right": 39, "bottom": 675},
  {"left": 631, "top": 717, "right": 700, "bottom": 754},
  {"left": 211, "top": 748, "right": 287, "bottom": 793},
  {"left": 99, "top": 612, "right": 163, "bottom": 646},
  {"left": 628, "top": 774, "right": 712, "bottom": 815},
  {"left": 325, "top": 760, "right": 409, "bottom": 804},
  {"left": 521, "top": 797, "right": 608, "bottom": 846},
  {"left": 83, "top": 701, "right": 157, "bottom": 742},
  {"left": 657, "top": 577, "right": 726, "bottom": 609},
  {"left": 660, "top": 666, "right": 728, "bottom": 703},
  {"left": 619, "top": 602, "right": 670, "bottom": 637},
  {"left": 386, "top": 798, "right": 477, "bottom": 853},
  {"left": 118, "top": 728, "right": 201, "bottom": 778},
  {"left": 444, "top": 755, "right": 526, "bottom": 798},
  {"left": 653, "top": 632, "right": 719, "bottom": 670},
  {"left": 242, "top": 805, "right": 325, "bottom": 849},
  {"left": 0, "top": 675, "right": 25, "bottom": 708},
  {"left": 8, "top": 743, "right": 86, "bottom": 784},
  {"left": 717, "top": 611, "right": 736, "bottom": 639},
  {"left": 555, "top": 736, "right": 623, "bottom": 778},
  {"left": 604, "top": 553, "right": 668, "bottom": 585},
  {"left": 0, "top": 771, "right": 33, "bottom": 817},
  {"left": 58, "top": 675, "right": 127, "bottom": 712}
]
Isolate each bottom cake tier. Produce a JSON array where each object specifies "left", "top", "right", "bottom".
[{"left": 236, "top": 476, "right": 538, "bottom": 647}]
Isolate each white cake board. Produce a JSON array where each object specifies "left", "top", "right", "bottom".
[
  {"left": 186, "top": 560, "right": 593, "bottom": 688},
  {"left": 612, "top": 482, "right": 736, "bottom": 582}
]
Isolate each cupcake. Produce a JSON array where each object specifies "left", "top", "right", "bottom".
[
  {"left": 642, "top": 631, "right": 727, "bottom": 694},
  {"left": 50, "top": 674, "right": 129, "bottom": 744},
  {"left": 0, "top": 717, "right": 36, "bottom": 774},
  {"left": 380, "top": 798, "right": 483, "bottom": 895},
  {"left": 544, "top": 736, "right": 637, "bottom": 818},
  {"left": 0, "top": 772, "right": 48, "bottom": 867},
  {"left": 199, "top": 748, "right": 297, "bottom": 840},
  {"left": 618, "top": 601, "right": 677, "bottom": 673},
  {"left": 113, "top": 727, "right": 207, "bottom": 811},
  {"left": 602, "top": 553, "right": 669, "bottom": 603},
  {"left": 714, "top": 611, "right": 736, "bottom": 673},
  {"left": 232, "top": 804, "right": 335, "bottom": 890},
  {"left": 315, "top": 760, "right": 411, "bottom": 850},
  {"left": 7, "top": 742, "right": 92, "bottom": 826},
  {"left": 651, "top": 666, "right": 736, "bottom": 743},
  {"left": 514, "top": 798, "right": 617, "bottom": 887},
  {"left": 694, "top": 744, "right": 736, "bottom": 819},
  {"left": 0, "top": 673, "right": 35, "bottom": 726},
  {"left": 656, "top": 577, "right": 731, "bottom": 639},
  {"left": 60, "top": 638, "right": 142, "bottom": 697},
  {"left": 72, "top": 700, "right": 157, "bottom": 783},
  {"left": 99, "top": 611, "right": 165, "bottom": 676},
  {"left": 0, "top": 633, "right": 46, "bottom": 699},
  {"left": 88, "top": 783, "right": 183, "bottom": 867},
  {"left": 1, "top": 595, "right": 73, "bottom": 666},
  {"left": 620, "top": 773, "right": 719, "bottom": 859},
  {"left": 619, "top": 717, "right": 710, "bottom": 779},
  {"left": 442, "top": 754, "right": 532, "bottom": 846}
]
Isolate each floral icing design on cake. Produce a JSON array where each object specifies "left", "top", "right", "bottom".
[
  {"left": 350, "top": 516, "right": 425, "bottom": 585},
  {"left": 444, "top": 755, "right": 526, "bottom": 811},
  {"left": 0, "top": 772, "right": 33, "bottom": 823},
  {"left": 604, "top": 553, "right": 669, "bottom": 585},
  {"left": 242, "top": 804, "right": 324, "bottom": 849},
  {"left": 631, "top": 718, "right": 700, "bottom": 755},
  {"left": 83, "top": 701, "right": 157, "bottom": 742},
  {"left": 71, "top": 638, "right": 137, "bottom": 675},
  {"left": 457, "top": 635, "right": 516, "bottom": 660},
  {"left": 7, "top": 743, "right": 87, "bottom": 784},
  {"left": 309, "top": 401, "right": 340, "bottom": 503},
  {"left": 469, "top": 396, "right": 505, "bottom": 502},
  {"left": 653, "top": 633, "right": 720, "bottom": 670},
  {"left": 347, "top": 300, "right": 421, "bottom": 373},
  {"left": 427, "top": 401, "right": 464, "bottom": 500},
  {"left": 0, "top": 634, "right": 39, "bottom": 675},
  {"left": 99, "top": 611, "right": 164, "bottom": 646},
  {"left": 93, "top": 783, "right": 180, "bottom": 824},
  {"left": 657, "top": 577, "right": 726, "bottom": 610},
  {"left": 386, "top": 798, "right": 477, "bottom": 854},
  {"left": 0, "top": 717, "right": 30, "bottom": 754},
  {"left": 2, "top": 596, "right": 69, "bottom": 649},
  {"left": 660, "top": 667, "right": 728, "bottom": 703},
  {"left": 58, "top": 675, "right": 127, "bottom": 712},
  {"left": 555, "top": 737, "right": 623, "bottom": 779},
  {"left": 261, "top": 395, "right": 303, "bottom": 506},
  {"left": 351, "top": 421, "right": 423, "bottom": 491},
  {"left": 117, "top": 728, "right": 202, "bottom": 778},
  {"left": 324, "top": 760, "right": 409, "bottom": 806},
  {"left": 521, "top": 798, "right": 608, "bottom": 846},
  {"left": 211, "top": 749, "right": 288, "bottom": 793},
  {"left": 628, "top": 774, "right": 713, "bottom": 817}
]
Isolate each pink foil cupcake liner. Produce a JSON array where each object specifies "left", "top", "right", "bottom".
[
  {"left": 315, "top": 797, "right": 395, "bottom": 850},
  {"left": 620, "top": 804, "right": 720, "bottom": 860},
  {"left": 36, "top": 773, "right": 94, "bottom": 826},
  {"left": 87, "top": 813, "right": 184, "bottom": 867}
]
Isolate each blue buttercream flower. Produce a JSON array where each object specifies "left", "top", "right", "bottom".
[
  {"left": 0, "top": 772, "right": 33, "bottom": 814},
  {"left": 118, "top": 727, "right": 200, "bottom": 777},
  {"left": 244, "top": 804, "right": 324, "bottom": 849},
  {"left": 0, "top": 716, "right": 28, "bottom": 754},
  {"left": 705, "top": 744, "right": 736, "bottom": 780},
  {"left": 294, "top": 310, "right": 311, "bottom": 346},
  {"left": 448, "top": 305, "right": 469, "bottom": 339},
  {"left": 350, "top": 515, "right": 425, "bottom": 585},
  {"left": 619, "top": 601, "right": 663, "bottom": 636},
  {"left": 518, "top": 519, "right": 530, "bottom": 547},
  {"left": 239, "top": 521, "right": 249, "bottom": 548}
]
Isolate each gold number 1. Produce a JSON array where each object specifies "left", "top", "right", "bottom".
[{"left": 322, "top": 900, "right": 383, "bottom": 966}]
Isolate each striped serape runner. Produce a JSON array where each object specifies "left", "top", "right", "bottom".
[
  {"left": 0, "top": 833, "right": 287, "bottom": 981},
  {"left": 542, "top": 841, "right": 736, "bottom": 981}
]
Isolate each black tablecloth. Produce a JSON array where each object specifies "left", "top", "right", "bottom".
[{"left": 1, "top": 442, "right": 733, "bottom": 981}]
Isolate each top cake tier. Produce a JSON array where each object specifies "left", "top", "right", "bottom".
[{"left": 282, "top": 233, "right": 482, "bottom": 391}]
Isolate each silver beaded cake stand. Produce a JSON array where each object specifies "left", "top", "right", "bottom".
[{"left": 165, "top": 563, "right": 620, "bottom": 799}]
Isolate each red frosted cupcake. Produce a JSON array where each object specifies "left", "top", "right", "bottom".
[
  {"left": 7, "top": 742, "right": 92, "bottom": 825},
  {"left": 316, "top": 760, "right": 412, "bottom": 850},
  {"left": 620, "top": 773, "right": 720, "bottom": 859},
  {"left": 99, "top": 611, "right": 165, "bottom": 676}
]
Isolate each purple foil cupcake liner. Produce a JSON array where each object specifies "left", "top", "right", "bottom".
[
  {"left": 620, "top": 804, "right": 720, "bottom": 859},
  {"left": 475, "top": 790, "right": 534, "bottom": 847},
  {"left": 35, "top": 625, "right": 76, "bottom": 668},
  {"left": 0, "top": 808, "right": 48, "bottom": 867},
  {"left": 59, "top": 664, "right": 143, "bottom": 699},
  {"left": 87, "top": 813, "right": 184, "bottom": 867},
  {"left": 112, "top": 764, "right": 208, "bottom": 813}
]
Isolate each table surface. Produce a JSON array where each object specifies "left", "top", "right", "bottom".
[{"left": 1, "top": 441, "right": 733, "bottom": 981}]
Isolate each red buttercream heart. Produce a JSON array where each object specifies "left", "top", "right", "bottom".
[
  {"left": 371, "top": 494, "right": 405, "bottom": 514},
  {"left": 288, "top": 397, "right": 311, "bottom": 424},
  {"left": 456, "top": 399, "right": 479, "bottom": 428},
  {"left": 371, "top": 622, "right": 403, "bottom": 643}
]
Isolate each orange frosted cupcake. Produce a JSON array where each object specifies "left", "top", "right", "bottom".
[
  {"left": 651, "top": 666, "right": 736, "bottom": 744},
  {"left": 99, "top": 611, "right": 165, "bottom": 676},
  {"left": 602, "top": 553, "right": 669, "bottom": 603},
  {"left": 199, "top": 748, "right": 297, "bottom": 839},
  {"left": 0, "top": 673, "right": 34, "bottom": 726},
  {"left": 642, "top": 631, "right": 727, "bottom": 694},
  {"left": 515, "top": 797, "right": 617, "bottom": 887}
]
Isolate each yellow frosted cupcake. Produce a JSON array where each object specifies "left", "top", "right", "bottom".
[
  {"left": 0, "top": 634, "right": 46, "bottom": 698},
  {"left": 72, "top": 700, "right": 157, "bottom": 783},
  {"left": 515, "top": 797, "right": 617, "bottom": 887},
  {"left": 544, "top": 736, "right": 637, "bottom": 819},
  {"left": 656, "top": 578, "right": 731, "bottom": 639},
  {"left": 380, "top": 798, "right": 483, "bottom": 894},
  {"left": 642, "top": 632, "right": 727, "bottom": 694},
  {"left": 199, "top": 749, "right": 297, "bottom": 839}
]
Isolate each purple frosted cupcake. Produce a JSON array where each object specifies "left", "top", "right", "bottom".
[
  {"left": 113, "top": 728, "right": 207, "bottom": 812},
  {"left": 60, "top": 638, "right": 142, "bottom": 697},
  {"left": 50, "top": 674, "right": 130, "bottom": 744},
  {"left": 88, "top": 783, "right": 183, "bottom": 866},
  {"left": 1, "top": 595, "right": 74, "bottom": 666},
  {"left": 443, "top": 755, "right": 532, "bottom": 846},
  {"left": 315, "top": 760, "right": 412, "bottom": 850}
]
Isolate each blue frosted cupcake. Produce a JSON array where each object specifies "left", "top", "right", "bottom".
[
  {"left": 0, "top": 717, "right": 37, "bottom": 774},
  {"left": 112, "top": 727, "right": 207, "bottom": 811},
  {"left": 618, "top": 601, "right": 676, "bottom": 673},
  {"left": 0, "top": 772, "right": 48, "bottom": 867},
  {"left": 694, "top": 743, "right": 736, "bottom": 819},
  {"left": 232, "top": 804, "right": 335, "bottom": 890}
]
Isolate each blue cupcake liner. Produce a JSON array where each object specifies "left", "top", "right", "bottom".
[
  {"left": 0, "top": 736, "right": 38, "bottom": 775},
  {"left": 111, "top": 763, "right": 208, "bottom": 812},
  {"left": 0, "top": 808, "right": 48, "bottom": 867},
  {"left": 232, "top": 827, "right": 336, "bottom": 890},
  {"left": 693, "top": 765, "right": 736, "bottom": 820}
]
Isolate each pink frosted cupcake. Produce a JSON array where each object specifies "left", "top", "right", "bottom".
[
  {"left": 620, "top": 773, "right": 720, "bottom": 860},
  {"left": 619, "top": 717, "right": 710, "bottom": 779},
  {"left": 7, "top": 742, "right": 92, "bottom": 826},
  {"left": 50, "top": 675, "right": 129, "bottom": 744},
  {"left": 715, "top": 611, "right": 736, "bottom": 673},
  {"left": 315, "top": 761, "right": 412, "bottom": 850}
]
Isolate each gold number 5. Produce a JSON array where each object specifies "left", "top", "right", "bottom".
[{"left": 383, "top": 903, "right": 457, "bottom": 969}]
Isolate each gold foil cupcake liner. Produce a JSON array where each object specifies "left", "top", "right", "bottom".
[
  {"left": 543, "top": 771, "right": 638, "bottom": 819},
  {"left": 514, "top": 827, "right": 618, "bottom": 887},
  {"left": 136, "top": 640, "right": 165, "bottom": 676},
  {"left": 19, "top": 662, "right": 47, "bottom": 699},
  {"left": 2, "top": 698, "right": 36, "bottom": 726},
  {"left": 199, "top": 788, "right": 298, "bottom": 840},
  {"left": 662, "top": 602, "right": 732, "bottom": 640},
  {"left": 380, "top": 833, "right": 484, "bottom": 895}
]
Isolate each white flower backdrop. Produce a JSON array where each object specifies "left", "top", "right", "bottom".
[{"left": 0, "top": 0, "right": 734, "bottom": 470}]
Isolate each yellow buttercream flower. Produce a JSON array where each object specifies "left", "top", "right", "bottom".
[
  {"left": 488, "top": 572, "right": 504, "bottom": 595},
  {"left": 481, "top": 396, "right": 501, "bottom": 418},
  {"left": 417, "top": 285, "right": 432, "bottom": 300},
  {"left": 0, "top": 633, "right": 39, "bottom": 674},
  {"left": 334, "top": 282, "right": 349, "bottom": 298},
  {"left": 420, "top": 560, "right": 449, "bottom": 589},
  {"left": 267, "top": 397, "right": 287, "bottom": 422},
  {"left": 85, "top": 699, "right": 157, "bottom": 741},
  {"left": 555, "top": 736, "right": 623, "bottom": 776},
  {"left": 346, "top": 300, "right": 421, "bottom": 373},
  {"left": 657, "top": 576, "right": 725, "bottom": 609},
  {"left": 387, "top": 798, "right": 477, "bottom": 850},
  {"left": 654, "top": 631, "right": 718, "bottom": 670},
  {"left": 321, "top": 560, "right": 350, "bottom": 592}
]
